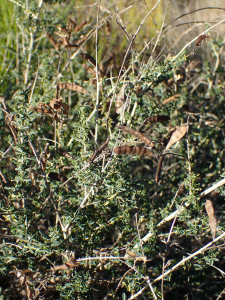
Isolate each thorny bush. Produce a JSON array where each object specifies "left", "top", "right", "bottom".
[{"left": 1, "top": 1, "right": 225, "bottom": 299}]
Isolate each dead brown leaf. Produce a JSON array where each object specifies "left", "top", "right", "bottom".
[
  {"left": 59, "top": 82, "right": 88, "bottom": 94},
  {"left": 116, "top": 124, "right": 155, "bottom": 148},
  {"left": 114, "top": 146, "right": 154, "bottom": 157},
  {"left": 165, "top": 126, "right": 186, "bottom": 150},
  {"left": 205, "top": 199, "right": 217, "bottom": 240}
]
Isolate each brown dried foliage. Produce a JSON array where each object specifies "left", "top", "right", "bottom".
[
  {"left": 59, "top": 82, "right": 88, "bottom": 94},
  {"left": 205, "top": 199, "right": 217, "bottom": 240},
  {"left": 196, "top": 35, "right": 210, "bottom": 48},
  {"left": 100, "top": 52, "right": 115, "bottom": 77},
  {"left": 88, "top": 138, "right": 110, "bottom": 162},
  {"left": 162, "top": 94, "right": 180, "bottom": 105},
  {"left": 165, "top": 126, "right": 186, "bottom": 150},
  {"left": 46, "top": 32, "right": 59, "bottom": 52},
  {"left": 80, "top": 53, "right": 96, "bottom": 67},
  {"left": 114, "top": 146, "right": 153, "bottom": 157},
  {"left": 52, "top": 260, "right": 80, "bottom": 272},
  {"left": 31, "top": 98, "right": 69, "bottom": 121},
  {"left": 46, "top": 18, "right": 88, "bottom": 51},
  {"left": 116, "top": 124, "right": 155, "bottom": 148}
]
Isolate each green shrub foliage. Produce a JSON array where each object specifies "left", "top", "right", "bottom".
[{"left": 1, "top": 1, "right": 225, "bottom": 299}]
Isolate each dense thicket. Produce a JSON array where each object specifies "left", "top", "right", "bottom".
[{"left": 1, "top": 1, "right": 225, "bottom": 299}]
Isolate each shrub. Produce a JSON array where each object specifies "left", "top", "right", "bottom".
[{"left": 1, "top": 1, "right": 225, "bottom": 299}]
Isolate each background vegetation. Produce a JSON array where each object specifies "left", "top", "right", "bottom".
[{"left": 1, "top": 0, "right": 225, "bottom": 299}]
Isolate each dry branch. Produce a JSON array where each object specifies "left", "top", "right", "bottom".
[
  {"left": 162, "top": 94, "right": 180, "bottom": 105},
  {"left": 88, "top": 138, "right": 110, "bottom": 162}
]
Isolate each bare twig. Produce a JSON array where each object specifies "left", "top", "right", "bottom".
[
  {"left": 24, "top": 0, "right": 43, "bottom": 86},
  {"left": 106, "top": 0, "right": 162, "bottom": 123},
  {"left": 153, "top": 232, "right": 225, "bottom": 283},
  {"left": 28, "top": 139, "right": 67, "bottom": 240},
  {"left": 130, "top": 232, "right": 225, "bottom": 299},
  {"left": 163, "top": 7, "right": 225, "bottom": 32},
  {"left": 95, "top": 3, "right": 100, "bottom": 143},
  {"left": 171, "top": 17, "right": 225, "bottom": 62},
  {"left": 0, "top": 143, "right": 14, "bottom": 164},
  {"left": 134, "top": 176, "right": 225, "bottom": 249}
]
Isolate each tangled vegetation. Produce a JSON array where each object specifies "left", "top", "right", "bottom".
[{"left": 1, "top": 0, "right": 225, "bottom": 299}]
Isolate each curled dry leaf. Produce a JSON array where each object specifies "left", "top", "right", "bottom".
[
  {"left": 31, "top": 98, "right": 69, "bottom": 122},
  {"left": 116, "top": 124, "right": 155, "bottom": 148},
  {"left": 155, "top": 155, "right": 164, "bottom": 184},
  {"left": 162, "top": 94, "right": 180, "bottom": 105},
  {"left": 80, "top": 53, "right": 96, "bottom": 67},
  {"left": 196, "top": 35, "right": 210, "bottom": 48},
  {"left": 165, "top": 126, "right": 186, "bottom": 150},
  {"left": 59, "top": 82, "right": 88, "bottom": 94},
  {"left": 49, "top": 98, "right": 69, "bottom": 115},
  {"left": 145, "top": 115, "right": 170, "bottom": 124},
  {"left": 205, "top": 199, "right": 217, "bottom": 240},
  {"left": 58, "top": 36, "right": 69, "bottom": 46},
  {"left": 115, "top": 85, "right": 126, "bottom": 114},
  {"left": 46, "top": 18, "right": 88, "bottom": 51},
  {"left": 114, "top": 146, "right": 153, "bottom": 157}
]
